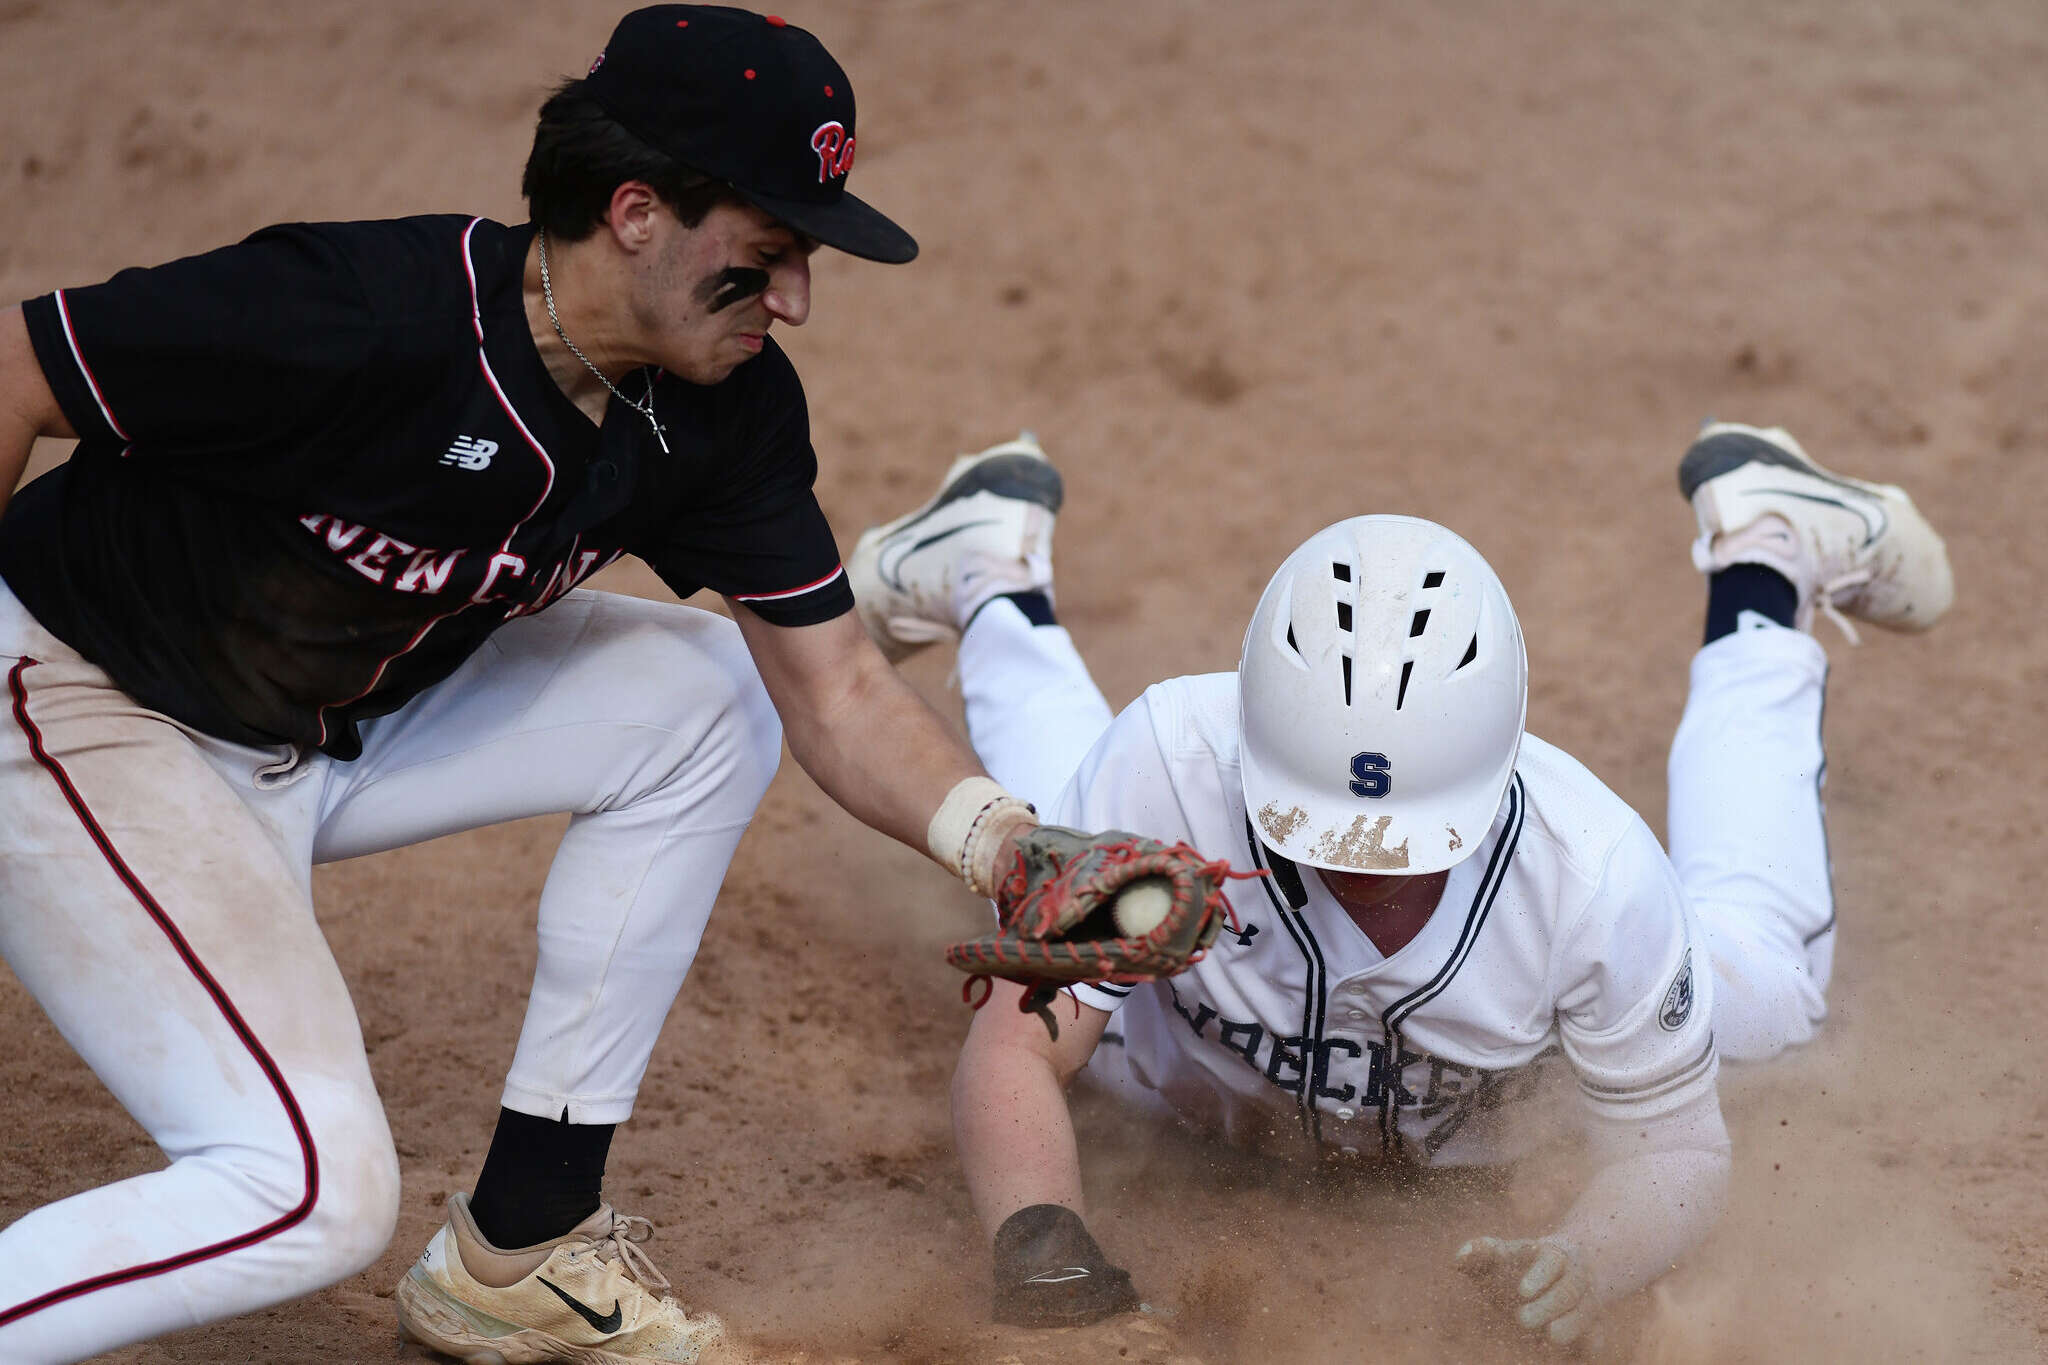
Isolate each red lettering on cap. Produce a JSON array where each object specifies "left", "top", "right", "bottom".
[
  {"left": 765, "top": 14, "right": 787, "bottom": 25},
  {"left": 810, "top": 121, "right": 855, "bottom": 182},
  {"left": 744, "top": 68, "right": 757, "bottom": 79},
  {"left": 675, "top": 18, "right": 688, "bottom": 25},
  {"left": 823, "top": 84, "right": 834, "bottom": 96}
]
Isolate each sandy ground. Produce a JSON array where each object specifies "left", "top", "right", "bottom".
[{"left": 2, "top": 1, "right": 2046, "bottom": 1361}]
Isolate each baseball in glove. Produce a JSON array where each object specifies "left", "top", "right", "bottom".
[{"left": 945, "top": 825, "right": 1250, "bottom": 1037}]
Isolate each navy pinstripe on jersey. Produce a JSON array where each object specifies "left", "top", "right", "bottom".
[
  {"left": 1376, "top": 775, "right": 1526, "bottom": 1153},
  {"left": 1242, "top": 816, "right": 1327, "bottom": 1146}
]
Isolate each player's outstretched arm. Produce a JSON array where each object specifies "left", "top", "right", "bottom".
[
  {"left": 0, "top": 305, "right": 75, "bottom": 516},
  {"left": 952, "top": 978, "right": 1107, "bottom": 1228},
  {"left": 952, "top": 981, "right": 1138, "bottom": 1327},
  {"left": 728, "top": 603, "right": 1002, "bottom": 859},
  {"left": 1456, "top": 1086, "right": 1731, "bottom": 1348},
  {"left": 735, "top": 605, "right": 1238, "bottom": 1027}
]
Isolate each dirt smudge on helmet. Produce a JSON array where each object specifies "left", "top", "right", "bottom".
[
  {"left": 1312, "top": 814, "right": 1411, "bottom": 871},
  {"left": 1258, "top": 803, "right": 1311, "bottom": 844}
]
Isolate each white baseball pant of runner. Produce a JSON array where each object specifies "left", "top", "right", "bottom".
[
  {"left": 0, "top": 581, "right": 781, "bottom": 1363},
  {"left": 956, "top": 601, "right": 1835, "bottom": 1064}
]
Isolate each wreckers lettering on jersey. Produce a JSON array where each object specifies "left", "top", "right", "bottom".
[
  {"left": 297, "top": 514, "right": 621, "bottom": 613},
  {"left": 1167, "top": 980, "right": 1553, "bottom": 1158}
]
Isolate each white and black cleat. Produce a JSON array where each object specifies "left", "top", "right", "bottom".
[
  {"left": 1679, "top": 421, "right": 1952, "bottom": 639},
  {"left": 848, "top": 432, "right": 1063, "bottom": 661}
]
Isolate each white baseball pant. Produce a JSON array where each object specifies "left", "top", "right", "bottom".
[{"left": 0, "top": 581, "right": 781, "bottom": 1362}]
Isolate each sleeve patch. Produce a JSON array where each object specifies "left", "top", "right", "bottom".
[{"left": 1658, "top": 948, "right": 1696, "bottom": 1032}]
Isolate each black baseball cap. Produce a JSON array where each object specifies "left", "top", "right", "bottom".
[{"left": 583, "top": 5, "right": 917, "bottom": 264}]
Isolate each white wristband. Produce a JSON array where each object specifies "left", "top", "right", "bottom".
[{"left": 928, "top": 776, "right": 1037, "bottom": 897}]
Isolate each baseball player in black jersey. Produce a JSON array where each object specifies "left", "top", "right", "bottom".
[{"left": 0, "top": 9, "right": 1146, "bottom": 1363}]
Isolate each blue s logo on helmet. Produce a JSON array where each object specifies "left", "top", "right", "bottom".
[{"left": 1348, "top": 751, "right": 1391, "bottom": 799}]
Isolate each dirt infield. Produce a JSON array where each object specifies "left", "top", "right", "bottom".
[{"left": 3, "top": 1, "right": 2045, "bottom": 1360}]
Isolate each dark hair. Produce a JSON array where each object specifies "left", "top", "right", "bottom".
[{"left": 522, "top": 79, "right": 742, "bottom": 240}]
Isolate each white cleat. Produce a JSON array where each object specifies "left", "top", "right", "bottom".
[
  {"left": 1678, "top": 421, "right": 1953, "bottom": 642},
  {"left": 847, "top": 432, "right": 1063, "bottom": 661},
  {"left": 394, "top": 1194, "right": 740, "bottom": 1364}
]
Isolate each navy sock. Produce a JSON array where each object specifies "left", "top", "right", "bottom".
[
  {"left": 1704, "top": 563, "right": 1798, "bottom": 644},
  {"left": 468, "top": 1107, "right": 615, "bottom": 1249},
  {"left": 998, "top": 590, "right": 1057, "bottom": 627}
]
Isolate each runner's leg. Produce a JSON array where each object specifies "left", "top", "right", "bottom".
[
  {"left": 1667, "top": 619, "right": 1833, "bottom": 1062},
  {"left": 957, "top": 598, "right": 1114, "bottom": 811}
]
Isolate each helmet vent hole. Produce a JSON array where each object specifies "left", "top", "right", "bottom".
[
  {"left": 1336, "top": 601, "right": 1353, "bottom": 632},
  {"left": 1396, "top": 659, "right": 1414, "bottom": 710},
  {"left": 1408, "top": 608, "right": 1431, "bottom": 638},
  {"left": 1332, "top": 562, "right": 1352, "bottom": 582},
  {"left": 1423, "top": 570, "right": 1445, "bottom": 589},
  {"left": 1285, "top": 623, "right": 1301, "bottom": 659},
  {"left": 1340, "top": 653, "right": 1354, "bottom": 705},
  {"left": 1456, "top": 634, "right": 1479, "bottom": 670}
]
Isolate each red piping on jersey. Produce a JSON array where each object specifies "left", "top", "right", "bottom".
[
  {"left": 731, "top": 563, "right": 846, "bottom": 602},
  {"left": 459, "top": 218, "right": 558, "bottom": 525},
  {"left": 52, "top": 289, "right": 134, "bottom": 446},
  {"left": 310, "top": 218, "right": 561, "bottom": 747},
  {"left": 0, "top": 658, "right": 321, "bottom": 1330}
]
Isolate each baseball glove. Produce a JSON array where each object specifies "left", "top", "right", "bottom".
[{"left": 945, "top": 825, "right": 1247, "bottom": 1036}]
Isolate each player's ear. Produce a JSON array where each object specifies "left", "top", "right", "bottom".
[{"left": 603, "top": 180, "right": 664, "bottom": 252}]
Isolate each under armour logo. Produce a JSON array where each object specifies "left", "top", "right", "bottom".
[
  {"left": 440, "top": 435, "right": 498, "bottom": 471},
  {"left": 1232, "top": 923, "right": 1261, "bottom": 947}
]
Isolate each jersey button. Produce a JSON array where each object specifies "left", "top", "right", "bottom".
[
  {"left": 1335, "top": 1106, "right": 1357, "bottom": 1120},
  {"left": 1345, "top": 1008, "right": 1366, "bottom": 1021}
]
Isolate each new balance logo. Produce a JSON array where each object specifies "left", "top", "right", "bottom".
[
  {"left": 441, "top": 435, "right": 499, "bottom": 471},
  {"left": 538, "top": 1277, "right": 623, "bottom": 1333}
]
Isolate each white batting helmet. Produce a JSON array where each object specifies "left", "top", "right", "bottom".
[{"left": 1238, "top": 515, "right": 1527, "bottom": 875}]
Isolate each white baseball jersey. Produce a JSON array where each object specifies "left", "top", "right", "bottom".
[{"left": 1054, "top": 672, "right": 1715, "bottom": 1167}]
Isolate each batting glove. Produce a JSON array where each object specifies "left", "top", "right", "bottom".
[
  {"left": 1455, "top": 1234, "right": 1598, "bottom": 1349},
  {"left": 991, "top": 1204, "right": 1140, "bottom": 1328}
]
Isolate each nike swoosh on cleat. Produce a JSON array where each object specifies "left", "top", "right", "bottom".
[
  {"left": 538, "top": 1277, "right": 624, "bottom": 1333},
  {"left": 1745, "top": 487, "right": 1887, "bottom": 548},
  {"left": 1022, "top": 1266, "right": 1096, "bottom": 1285},
  {"left": 877, "top": 518, "right": 1003, "bottom": 591}
]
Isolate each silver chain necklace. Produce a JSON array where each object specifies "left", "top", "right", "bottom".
[{"left": 536, "top": 228, "right": 669, "bottom": 454}]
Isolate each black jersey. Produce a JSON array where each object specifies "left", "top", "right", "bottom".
[{"left": 2, "top": 215, "right": 853, "bottom": 760}]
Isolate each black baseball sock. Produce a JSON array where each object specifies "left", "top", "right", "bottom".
[
  {"left": 997, "top": 589, "right": 1057, "bottom": 626},
  {"left": 467, "top": 1107, "right": 615, "bottom": 1249},
  {"left": 1703, "top": 563, "right": 1799, "bottom": 644}
]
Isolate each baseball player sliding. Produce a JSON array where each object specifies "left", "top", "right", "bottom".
[
  {"left": 0, "top": 9, "right": 1217, "bottom": 1364},
  {"left": 850, "top": 423, "right": 1953, "bottom": 1346}
]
